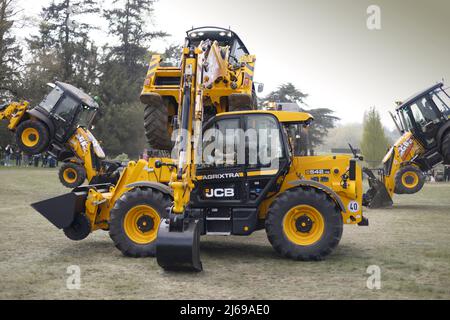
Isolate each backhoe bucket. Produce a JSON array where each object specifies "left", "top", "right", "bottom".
[
  {"left": 156, "top": 218, "right": 202, "bottom": 272},
  {"left": 362, "top": 168, "right": 393, "bottom": 209},
  {"left": 31, "top": 190, "right": 87, "bottom": 229}
]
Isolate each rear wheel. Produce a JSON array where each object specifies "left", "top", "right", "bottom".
[
  {"left": 15, "top": 120, "right": 50, "bottom": 155},
  {"left": 265, "top": 187, "right": 343, "bottom": 261},
  {"left": 109, "top": 188, "right": 171, "bottom": 257},
  {"left": 59, "top": 162, "right": 86, "bottom": 188},
  {"left": 442, "top": 132, "right": 450, "bottom": 164},
  {"left": 144, "top": 102, "right": 175, "bottom": 151},
  {"left": 394, "top": 165, "right": 425, "bottom": 195}
]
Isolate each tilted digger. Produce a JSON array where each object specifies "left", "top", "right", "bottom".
[
  {"left": 363, "top": 82, "right": 450, "bottom": 208},
  {"left": 141, "top": 27, "right": 259, "bottom": 151},
  {"left": 0, "top": 82, "right": 121, "bottom": 188},
  {"left": 32, "top": 27, "right": 368, "bottom": 271}
]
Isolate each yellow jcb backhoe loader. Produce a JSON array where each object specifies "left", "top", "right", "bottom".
[
  {"left": 31, "top": 38, "right": 368, "bottom": 271},
  {"left": 0, "top": 82, "right": 122, "bottom": 188},
  {"left": 141, "top": 26, "right": 261, "bottom": 151},
  {"left": 363, "top": 82, "right": 450, "bottom": 208}
]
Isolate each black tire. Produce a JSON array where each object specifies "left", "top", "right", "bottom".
[
  {"left": 63, "top": 213, "right": 91, "bottom": 241},
  {"left": 265, "top": 187, "right": 343, "bottom": 261},
  {"left": 394, "top": 165, "right": 425, "bottom": 195},
  {"left": 144, "top": 102, "right": 174, "bottom": 151},
  {"left": 228, "top": 90, "right": 257, "bottom": 112},
  {"left": 15, "top": 120, "right": 50, "bottom": 155},
  {"left": 442, "top": 131, "right": 450, "bottom": 164},
  {"left": 109, "top": 188, "right": 171, "bottom": 257},
  {"left": 58, "top": 162, "right": 86, "bottom": 188}
]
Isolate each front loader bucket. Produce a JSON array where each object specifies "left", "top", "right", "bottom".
[
  {"left": 362, "top": 168, "right": 393, "bottom": 209},
  {"left": 31, "top": 191, "right": 87, "bottom": 229},
  {"left": 30, "top": 184, "right": 111, "bottom": 229},
  {"left": 156, "top": 218, "right": 202, "bottom": 272}
]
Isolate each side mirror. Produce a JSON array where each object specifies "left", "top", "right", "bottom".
[{"left": 257, "top": 83, "right": 264, "bottom": 93}]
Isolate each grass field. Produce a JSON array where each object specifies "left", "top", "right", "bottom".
[{"left": 0, "top": 167, "right": 449, "bottom": 300}]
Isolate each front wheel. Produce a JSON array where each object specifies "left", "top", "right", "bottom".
[
  {"left": 265, "top": 187, "right": 343, "bottom": 261},
  {"left": 394, "top": 165, "right": 425, "bottom": 195},
  {"left": 15, "top": 120, "right": 50, "bottom": 155},
  {"left": 109, "top": 188, "right": 171, "bottom": 257}
]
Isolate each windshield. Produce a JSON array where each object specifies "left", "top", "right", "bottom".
[
  {"left": 38, "top": 86, "right": 63, "bottom": 112},
  {"left": 409, "top": 96, "right": 440, "bottom": 127},
  {"left": 53, "top": 95, "right": 80, "bottom": 123},
  {"left": 230, "top": 39, "right": 248, "bottom": 62},
  {"left": 76, "top": 105, "right": 97, "bottom": 128},
  {"left": 430, "top": 87, "right": 450, "bottom": 117}
]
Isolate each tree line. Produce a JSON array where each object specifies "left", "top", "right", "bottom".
[
  {"left": 1, "top": 0, "right": 166, "bottom": 157},
  {"left": 2, "top": 0, "right": 379, "bottom": 160}
]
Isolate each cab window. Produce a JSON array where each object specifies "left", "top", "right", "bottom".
[
  {"left": 399, "top": 109, "right": 414, "bottom": 131},
  {"left": 53, "top": 95, "right": 79, "bottom": 122},
  {"left": 230, "top": 40, "right": 247, "bottom": 62},
  {"left": 284, "top": 123, "right": 310, "bottom": 156},
  {"left": 246, "top": 115, "right": 283, "bottom": 169},
  {"left": 38, "top": 87, "right": 63, "bottom": 112},
  {"left": 410, "top": 97, "right": 439, "bottom": 126},
  {"left": 76, "top": 105, "right": 97, "bottom": 128},
  {"left": 201, "top": 118, "right": 243, "bottom": 168},
  {"left": 431, "top": 89, "right": 450, "bottom": 115}
]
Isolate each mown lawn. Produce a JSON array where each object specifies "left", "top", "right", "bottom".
[{"left": 0, "top": 167, "right": 449, "bottom": 299}]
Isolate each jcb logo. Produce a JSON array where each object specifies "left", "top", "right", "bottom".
[
  {"left": 398, "top": 138, "right": 413, "bottom": 160},
  {"left": 205, "top": 188, "right": 235, "bottom": 198}
]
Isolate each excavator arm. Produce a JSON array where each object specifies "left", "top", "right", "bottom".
[{"left": 156, "top": 42, "right": 215, "bottom": 271}]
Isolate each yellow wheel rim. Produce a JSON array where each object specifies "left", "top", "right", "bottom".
[
  {"left": 283, "top": 205, "right": 325, "bottom": 246},
  {"left": 21, "top": 128, "right": 39, "bottom": 147},
  {"left": 123, "top": 205, "right": 160, "bottom": 244},
  {"left": 63, "top": 168, "right": 78, "bottom": 184},
  {"left": 402, "top": 171, "right": 419, "bottom": 189}
]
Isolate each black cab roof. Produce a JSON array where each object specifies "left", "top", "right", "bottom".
[
  {"left": 186, "top": 26, "right": 250, "bottom": 54},
  {"left": 55, "top": 81, "right": 99, "bottom": 109},
  {"left": 396, "top": 82, "right": 444, "bottom": 111}
]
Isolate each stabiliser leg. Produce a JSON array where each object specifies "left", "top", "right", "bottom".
[{"left": 156, "top": 216, "right": 202, "bottom": 272}]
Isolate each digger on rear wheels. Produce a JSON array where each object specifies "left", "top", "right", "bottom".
[
  {"left": 141, "top": 27, "right": 259, "bottom": 152},
  {"left": 0, "top": 82, "right": 122, "bottom": 188},
  {"left": 364, "top": 82, "right": 450, "bottom": 208}
]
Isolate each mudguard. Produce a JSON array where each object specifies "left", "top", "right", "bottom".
[
  {"left": 27, "top": 108, "right": 55, "bottom": 137},
  {"left": 288, "top": 179, "right": 346, "bottom": 213},
  {"left": 126, "top": 181, "right": 173, "bottom": 196}
]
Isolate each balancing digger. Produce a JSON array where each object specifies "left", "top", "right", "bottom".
[
  {"left": 363, "top": 82, "right": 450, "bottom": 208},
  {"left": 0, "top": 82, "right": 122, "bottom": 188}
]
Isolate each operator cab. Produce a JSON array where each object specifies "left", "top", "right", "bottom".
[
  {"left": 394, "top": 82, "right": 450, "bottom": 149},
  {"left": 34, "top": 82, "right": 99, "bottom": 143},
  {"left": 186, "top": 26, "right": 250, "bottom": 63},
  {"left": 192, "top": 111, "right": 313, "bottom": 236}
]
